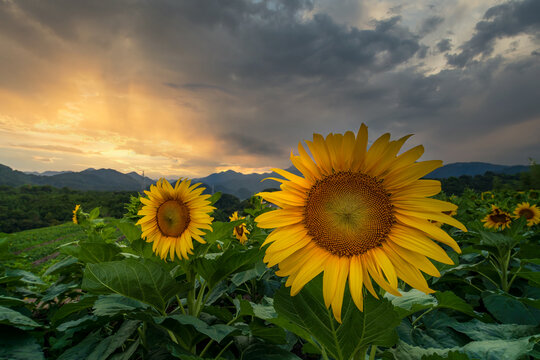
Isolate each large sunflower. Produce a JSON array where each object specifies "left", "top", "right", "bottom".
[
  {"left": 513, "top": 202, "right": 540, "bottom": 226},
  {"left": 255, "top": 125, "right": 466, "bottom": 322},
  {"left": 482, "top": 206, "right": 512, "bottom": 230},
  {"left": 137, "top": 179, "right": 214, "bottom": 260},
  {"left": 229, "top": 211, "right": 250, "bottom": 244}
]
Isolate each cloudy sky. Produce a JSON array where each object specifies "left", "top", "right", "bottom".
[{"left": 1, "top": 0, "right": 539, "bottom": 178}]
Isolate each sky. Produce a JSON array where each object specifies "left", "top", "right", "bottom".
[{"left": 0, "top": 0, "right": 539, "bottom": 178}]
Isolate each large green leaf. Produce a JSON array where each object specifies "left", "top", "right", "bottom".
[
  {"left": 87, "top": 320, "right": 140, "bottom": 360},
  {"left": 43, "top": 256, "right": 80, "bottom": 276},
  {"left": 448, "top": 320, "right": 539, "bottom": 341},
  {"left": 386, "top": 289, "right": 437, "bottom": 318},
  {"left": 194, "top": 247, "right": 263, "bottom": 289},
  {"left": 241, "top": 343, "right": 302, "bottom": 360},
  {"left": 116, "top": 220, "right": 142, "bottom": 242},
  {"left": 273, "top": 276, "right": 400, "bottom": 360},
  {"left": 155, "top": 314, "right": 236, "bottom": 343},
  {"left": 3, "top": 269, "right": 45, "bottom": 285},
  {"left": 82, "top": 259, "right": 180, "bottom": 312},
  {"left": 93, "top": 294, "right": 148, "bottom": 317},
  {"left": 76, "top": 242, "right": 123, "bottom": 263},
  {"left": 0, "top": 328, "right": 44, "bottom": 360},
  {"left": 0, "top": 295, "right": 25, "bottom": 307},
  {"left": 57, "top": 332, "right": 101, "bottom": 360},
  {"left": 52, "top": 295, "right": 98, "bottom": 324},
  {"left": 392, "top": 335, "right": 540, "bottom": 360},
  {"left": 482, "top": 291, "right": 540, "bottom": 325},
  {"left": 0, "top": 306, "right": 41, "bottom": 328}
]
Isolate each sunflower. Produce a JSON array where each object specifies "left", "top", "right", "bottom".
[
  {"left": 229, "top": 211, "right": 250, "bottom": 244},
  {"left": 255, "top": 125, "right": 465, "bottom": 322},
  {"left": 513, "top": 202, "right": 540, "bottom": 226},
  {"left": 72, "top": 204, "right": 81, "bottom": 224},
  {"left": 137, "top": 179, "right": 215, "bottom": 260},
  {"left": 481, "top": 206, "right": 512, "bottom": 230}
]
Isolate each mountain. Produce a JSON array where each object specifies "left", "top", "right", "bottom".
[
  {"left": 428, "top": 162, "right": 529, "bottom": 179},
  {"left": 0, "top": 164, "right": 153, "bottom": 191},
  {"left": 24, "top": 170, "right": 73, "bottom": 176},
  {"left": 0, "top": 162, "right": 530, "bottom": 197}
]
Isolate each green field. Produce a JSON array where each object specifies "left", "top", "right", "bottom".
[{"left": 2, "top": 223, "right": 86, "bottom": 274}]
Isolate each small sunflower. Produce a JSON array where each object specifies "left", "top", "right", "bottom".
[
  {"left": 229, "top": 211, "right": 250, "bottom": 244},
  {"left": 481, "top": 191, "right": 494, "bottom": 200},
  {"left": 255, "top": 125, "right": 466, "bottom": 322},
  {"left": 137, "top": 179, "right": 215, "bottom": 260},
  {"left": 482, "top": 207, "right": 512, "bottom": 230},
  {"left": 72, "top": 204, "right": 81, "bottom": 224},
  {"left": 513, "top": 202, "right": 540, "bottom": 226}
]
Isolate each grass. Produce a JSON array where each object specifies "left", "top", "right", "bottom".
[{"left": 2, "top": 223, "right": 85, "bottom": 274}]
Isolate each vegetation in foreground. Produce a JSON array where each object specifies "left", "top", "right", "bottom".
[{"left": 1, "top": 129, "right": 539, "bottom": 360}]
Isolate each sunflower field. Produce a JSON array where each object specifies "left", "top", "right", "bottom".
[{"left": 1, "top": 128, "right": 539, "bottom": 360}]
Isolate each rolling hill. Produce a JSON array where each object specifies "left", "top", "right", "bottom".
[{"left": 0, "top": 162, "right": 530, "bottom": 198}]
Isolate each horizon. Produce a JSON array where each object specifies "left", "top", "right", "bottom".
[
  {"left": 4, "top": 159, "right": 533, "bottom": 181},
  {"left": 1, "top": 0, "right": 539, "bottom": 178}
]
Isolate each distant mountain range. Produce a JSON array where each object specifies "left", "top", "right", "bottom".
[{"left": 0, "top": 162, "right": 529, "bottom": 198}]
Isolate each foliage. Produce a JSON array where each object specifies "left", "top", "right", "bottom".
[{"left": 0, "top": 189, "right": 539, "bottom": 359}]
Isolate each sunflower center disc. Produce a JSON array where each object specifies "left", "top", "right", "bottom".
[
  {"left": 157, "top": 200, "right": 190, "bottom": 237},
  {"left": 519, "top": 209, "right": 534, "bottom": 220},
  {"left": 490, "top": 213, "right": 509, "bottom": 223},
  {"left": 303, "top": 171, "right": 395, "bottom": 257}
]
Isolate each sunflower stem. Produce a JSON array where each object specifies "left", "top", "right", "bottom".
[
  {"left": 369, "top": 345, "right": 377, "bottom": 360},
  {"left": 176, "top": 295, "right": 186, "bottom": 315},
  {"left": 214, "top": 340, "right": 234, "bottom": 359},
  {"left": 411, "top": 307, "right": 434, "bottom": 327}
]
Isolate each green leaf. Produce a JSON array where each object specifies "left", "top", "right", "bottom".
[
  {"left": 420, "top": 352, "right": 469, "bottom": 360},
  {"left": 386, "top": 289, "right": 437, "bottom": 318},
  {"left": 41, "top": 282, "right": 78, "bottom": 302},
  {"left": 208, "top": 192, "right": 222, "bottom": 205},
  {"left": 57, "top": 332, "right": 101, "bottom": 360},
  {"left": 82, "top": 259, "right": 181, "bottom": 312},
  {"left": 56, "top": 315, "right": 99, "bottom": 332},
  {"left": 478, "top": 231, "right": 517, "bottom": 252},
  {"left": 448, "top": 320, "right": 539, "bottom": 341},
  {"left": 194, "top": 247, "right": 263, "bottom": 289},
  {"left": 434, "top": 292, "right": 479, "bottom": 319},
  {"left": 203, "top": 220, "right": 244, "bottom": 243},
  {"left": 44, "top": 256, "right": 80, "bottom": 276},
  {"left": 273, "top": 276, "right": 400, "bottom": 360},
  {"left": 518, "top": 271, "right": 540, "bottom": 286},
  {"left": 483, "top": 291, "right": 540, "bottom": 325},
  {"left": 93, "top": 294, "right": 148, "bottom": 317},
  {"left": 249, "top": 321, "right": 287, "bottom": 344},
  {"left": 52, "top": 295, "right": 98, "bottom": 324},
  {"left": 4, "top": 269, "right": 45, "bottom": 285},
  {"left": 76, "top": 242, "right": 123, "bottom": 263},
  {"left": 392, "top": 335, "right": 540, "bottom": 360},
  {"left": 87, "top": 320, "right": 140, "bottom": 360},
  {"left": 89, "top": 207, "right": 100, "bottom": 220},
  {"left": 116, "top": 220, "right": 142, "bottom": 242},
  {"left": 155, "top": 314, "right": 236, "bottom": 343},
  {"left": 0, "top": 295, "right": 26, "bottom": 307},
  {"left": 109, "top": 338, "right": 140, "bottom": 360},
  {"left": 241, "top": 343, "right": 302, "bottom": 360},
  {"left": 0, "top": 306, "right": 41, "bottom": 328},
  {"left": 0, "top": 328, "right": 44, "bottom": 360}
]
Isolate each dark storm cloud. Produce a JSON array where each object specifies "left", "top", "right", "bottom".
[
  {"left": 447, "top": 0, "right": 540, "bottom": 67},
  {"left": 436, "top": 38, "right": 452, "bottom": 53},
  {"left": 165, "top": 83, "right": 228, "bottom": 93},
  {"left": 221, "top": 132, "right": 287, "bottom": 157},
  {"left": 418, "top": 16, "right": 444, "bottom": 37}
]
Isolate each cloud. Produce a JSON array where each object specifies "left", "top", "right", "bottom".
[
  {"left": 436, "top": 38, "right": 452, "bottom": 53},
  {"left": 446, "top": 0, "right": 540, "bottom": 67},
  {"left": 418, "top": 16, "right": 444, "bottom": 37},
  {"left": 0, "top": 0, "right": 538, "bottom": 178}
]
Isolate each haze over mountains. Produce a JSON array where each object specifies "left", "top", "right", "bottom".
[{"left": 0, "top": 162, "right": 530, "bottom": 199}]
